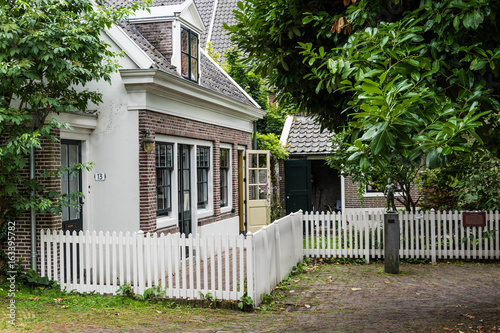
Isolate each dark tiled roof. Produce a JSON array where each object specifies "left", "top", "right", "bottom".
[
  {"left": 205, "top": 0, "right": 239, "bottom": 56},
  {"left": 194, "top": 0, "right": 215, "bottom": 46},
  {"left": 199, "top": 54, "right": 255, "bottom": 106},
  {"left": 286, "top": 116, "right": 333, "bottom": 155}
]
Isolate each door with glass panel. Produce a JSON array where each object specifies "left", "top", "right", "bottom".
[
  {"left": 246, "top": 150, "right": 271, "bottom": 233},
  {"left": 61, "top": 140, "right": 82, "bottom": 281},
  {"left": 178, "top": 145, "right": 192, "bottom": 235},
  {"left": 61, "top": 140, "right": 83, "bottom": 233}
]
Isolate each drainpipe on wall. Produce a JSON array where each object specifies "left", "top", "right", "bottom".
[
  {"left": 30, "top": 114, "right": 40, "bottom": 272},
  {"left": 30, "top": 145, "right": 37, "bottom": 271},
  {"left": 253, "top": 121, "right": 257, "bottom": 150}
]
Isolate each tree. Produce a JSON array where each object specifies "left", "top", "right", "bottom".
[
  {"left": 228, "top": 0, "right": 500, "bottom": 209},
  {"left": 419, "top": 148, "right": 500, "bottom": 211},
  {"left": 0, "top": 0, "right": 149, "bottom": 220},
  {"left": 223, "top": 48, "right": 289, "bottom": 136},
  {"left": 225, "top": 0, "right": 350, "bottom": 128},
  {"left": 327, "top": 130, "right": 422, "bottom": 212}
]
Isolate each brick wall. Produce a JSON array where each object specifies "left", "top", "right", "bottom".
[
  {"left": 3, "top": 130, "right": 62, "bottom": 272},
  {"left": 344, "top": 175, "right": 421, "bottom": 210},
  {"left": 134, "top": 22, "right": 173, "bottom": 61},
  {"left": 138, "top": 110, "right": 252, "bottom": 233}
]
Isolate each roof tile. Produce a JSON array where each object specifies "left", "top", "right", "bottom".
[{"left": 286, "top": 116, "right": 333, "bottom": 155}]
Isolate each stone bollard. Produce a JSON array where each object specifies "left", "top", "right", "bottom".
[{"left": 384, "top": 212, "right": 400, "bottom": 274}]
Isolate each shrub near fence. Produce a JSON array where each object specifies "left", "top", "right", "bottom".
[{"left": 303, "top": 210, "right": 500, "bottom": 263}]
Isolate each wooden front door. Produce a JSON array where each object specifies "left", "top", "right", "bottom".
[
  {"left": 246, "top": 150, "right": 270, "bottom": 233},
  {"left": 285, "top": 159, "right": 312, "bottom": 214}
]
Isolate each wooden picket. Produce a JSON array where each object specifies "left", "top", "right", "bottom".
[
  {"left": 40, "top": 229, "right": 254, "bottom": 301},
  {"left": 40, "top": 210, "right": 498, "bottom": 306},
  {"left": 302, "top": 210, "right": 500, "bottom": 263}
]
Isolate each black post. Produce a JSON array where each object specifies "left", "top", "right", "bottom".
[{"left": 384, "top": 212, "right": 400, "bottom": 274}]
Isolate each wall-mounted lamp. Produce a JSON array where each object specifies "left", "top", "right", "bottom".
[{"left": 141, "top": 130, "right": 155, "bottom": 153}]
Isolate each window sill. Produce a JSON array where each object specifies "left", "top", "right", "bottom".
[
  {"left": 157, "top": 215, "right": 177, "bottom": 229},
  {"left": 197, "top": 208, "right": 213, "bottom": 219},
  {"left": 363, "top": 192, "right": 402, "bottom": 198},
  {"left": 220, "top": 206, "right": 232, "bottom": 214}
]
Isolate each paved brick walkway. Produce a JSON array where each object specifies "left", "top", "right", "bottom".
[{"left": 277, "top": 261, "right": 500, "bottom": 332}]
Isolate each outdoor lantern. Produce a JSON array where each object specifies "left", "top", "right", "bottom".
[{"left": 141, "top": 130, "right": 155, "bottom": 153}]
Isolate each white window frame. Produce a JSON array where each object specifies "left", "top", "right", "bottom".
[
  {"left": 363, "top": 183, "right": 403, "bottom": 198},
  {"left": 180, "top": 25, "right": 199, "bottom": 82},
  {"left": 220, "top": 143, "right": 233, "bottom": 214},
  {"left": 155, "top": 135, "right": 213, "bottom": 230},
  {"left": 155, "top": 142, "right": 174, "bottom": 218}
]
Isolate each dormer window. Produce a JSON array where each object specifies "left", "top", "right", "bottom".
[{"left": 181, "top": 26, "right": 199, "bottom": 82}]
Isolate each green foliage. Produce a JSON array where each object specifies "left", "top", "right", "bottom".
[
  {"left": 225, "top": 0, "right": 349, "bottom": 127},
  {"left": 24, "top": 269, "right": 51, "bottom": 287},
  {"left": 229, "top": 0, "right": 500, "bottom": 203},
  {"left": 0, "top": 0, "right": 149, "bottom": 219},
  {"left": 256, "top": 133, "right": 288, "bottom": 160},
  {"left": 419, "top": 149, "right": 500, "bottom": 211},
  {"left": 198, "top": 291, "right": 219, "bottom": 308},
  {"left": 258, "top": 102, "right": 289, "bottom": 136},
  {"left": 327, "top": 129, "right": 422, "bottom": 211},
  {"left": 256, "top": 133, "right": 288, "bottom": 221},
  {"left": 223, "top": 48, "right": 291, "bottom": 136},
  {"left": 143, "top": 285, "right": 165, "bottom": 300},
  {"left": 224, "top": 48, "right": 268, "bottom": 110},
  {"left": 205, "top": 41, "right": 221, "bottom": 63},
  {"left": 237, "top": 292, "right": 253, "bottom": 310},
  {"left": 116, "top": 283, "right": 135, "bottom": 298},
  {"left": 290, "top": 261, "right": 309, "bottom": 275}
]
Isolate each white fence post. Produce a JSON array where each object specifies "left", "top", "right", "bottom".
[
  {"left": 136, "top": 230, "right": 144, "bottom": 296},
  {"left": 274, "top": 221, "right": 281, "bottom": 281},
  {"left": 430, "top": 209, "right": 436, "bottom": 264},
  {"left": 245, "top": 231, "right": 255, "bottom": 305}
]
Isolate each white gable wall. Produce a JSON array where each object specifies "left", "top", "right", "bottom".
[{"left": 58, "top": 32, "right": 143, "bottom": 233}]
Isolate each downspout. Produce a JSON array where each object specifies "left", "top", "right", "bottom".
[
  {"left": 30, "top": 145, "right": 37, "bottom": 271},
  {"left": 253, "top": 121, "right": 257, "bottom": 150},
  {"left": 31, "top": 114, "right": 39, "bottom": 272}
]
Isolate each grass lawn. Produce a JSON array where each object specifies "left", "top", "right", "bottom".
[{"left": 0, "top": 281, "right": 271, "bottom": 332}]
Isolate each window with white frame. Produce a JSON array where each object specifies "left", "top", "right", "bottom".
[
  {"left": 181, "top": 26, "right": 198, "bottom": 82},
  {"left": 155, "top": 137, "right": 214, "bottom": 229},
  {"left": 156, "top": 142, "right": 173, "bottom": 217},
  {"left": 365, "top": 181, "right": 402, "bottom": 197},
  {"left": 220, "top": 148, "right": 230, "bottom": 207},
  {"left": 197, "top": 146, "right": 210, "bottom": 209}
]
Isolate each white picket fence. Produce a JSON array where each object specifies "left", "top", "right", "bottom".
[
  {"left": 40, "top": 210, "right": 499, "bottom": 305},
  {"left": 40, "top": 211, "right": 303, "bottom": 305},
  {"left": 303, "top": 210, "right": 500, "bottom": 263}
]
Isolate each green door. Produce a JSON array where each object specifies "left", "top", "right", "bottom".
[{"left": 285, "top": 159, "right": 312, "bottom": 214}]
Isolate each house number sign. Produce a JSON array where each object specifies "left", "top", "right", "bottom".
[{"left": 94, "top": 173, "right": 106, "bottom": 181}]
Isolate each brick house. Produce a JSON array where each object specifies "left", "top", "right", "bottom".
[
  {"left": 13, "top": 0, "right": 265, "bottom": 271},
  {"left": 279, "top": 114, "right": 419, "bottom": 214}
]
